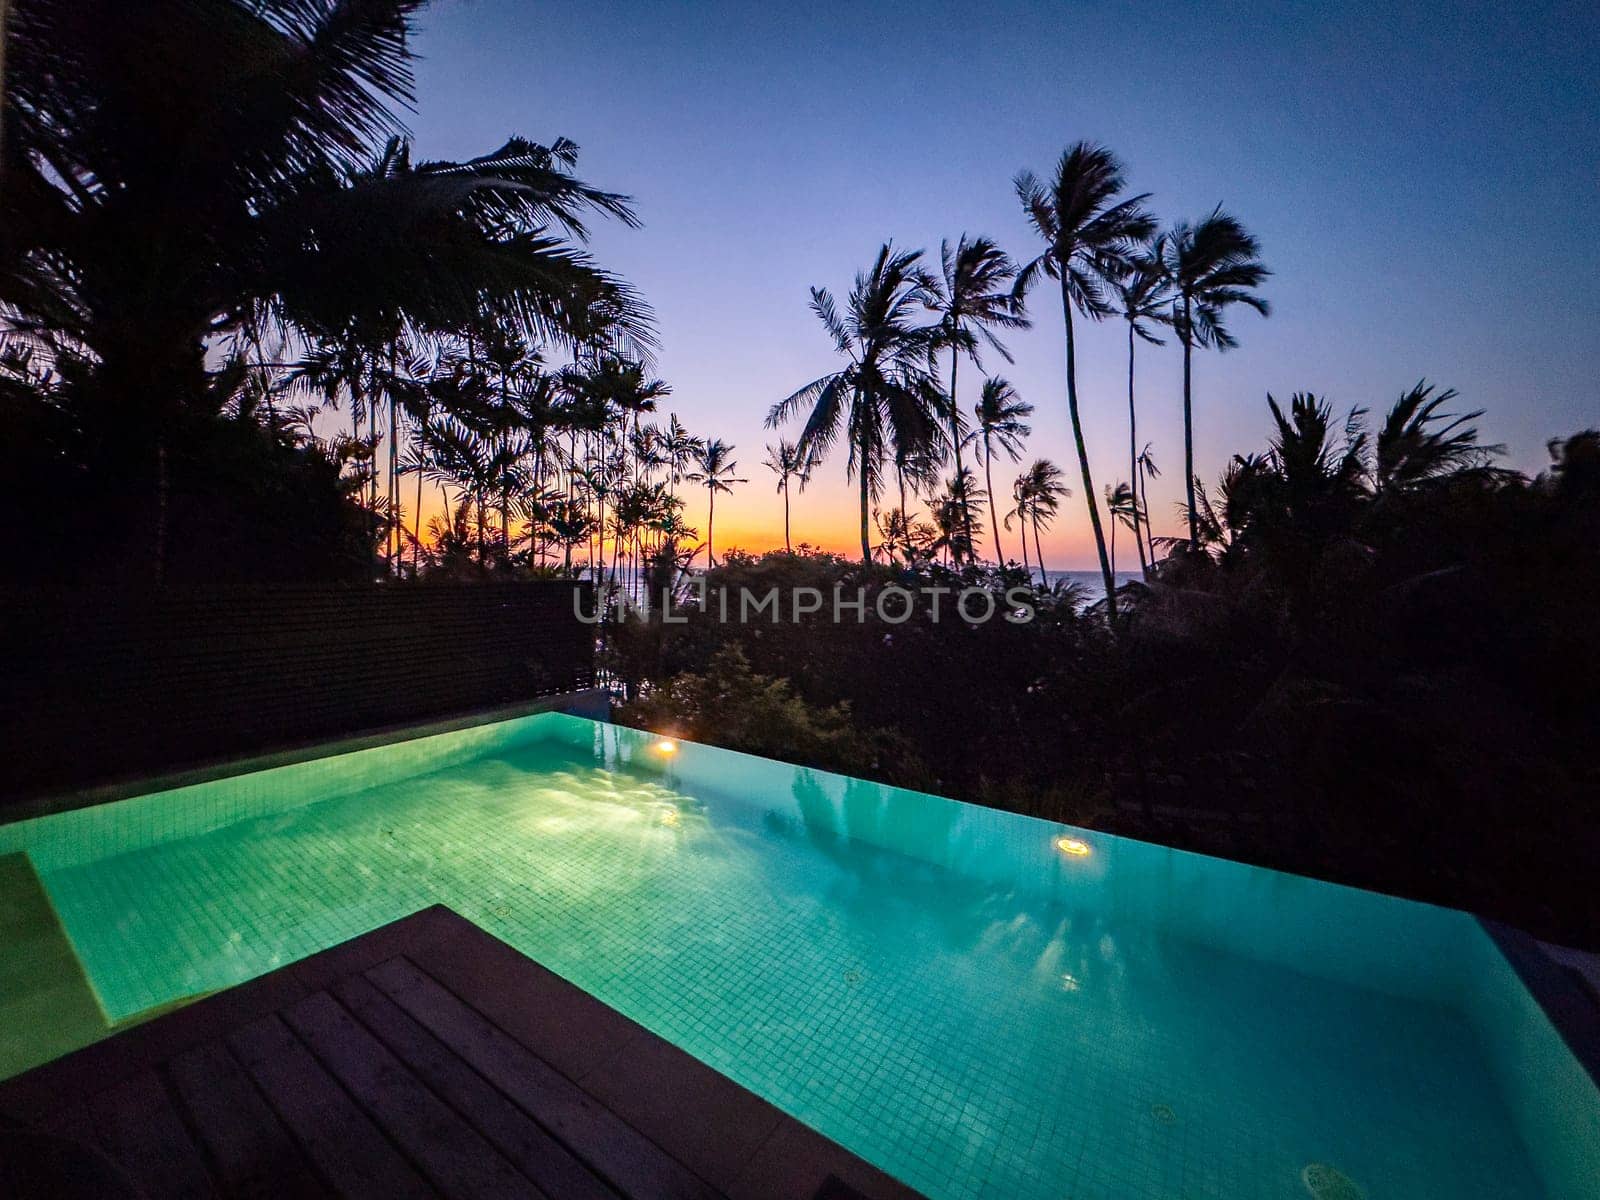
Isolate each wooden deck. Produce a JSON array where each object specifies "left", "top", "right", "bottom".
[{"left": 0, "top": 906, "right": 923, "bottom": 1200}]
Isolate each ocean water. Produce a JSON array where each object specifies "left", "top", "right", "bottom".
[{"left": 2, "top": 714, "right": 1595, "bottom": 1199}]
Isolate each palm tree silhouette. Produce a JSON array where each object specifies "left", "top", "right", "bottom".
[
  {"left": 1135, "top": 442, "right": 1161, "bottom": 566},
  {"left": 1115, "top": 250, "right": 1171, "bottom": 573},
  {"left": 928, "top": 236, "right": 1030, "bottom": 558},
  {"left": 927, "top": 469, "right": 986, "bottom": 566},
  {"left": 1014, "top": 143, "right": 1155, "bottom": 620},
  {"left": 1103, "top": 481, "right": 1141, "bottom": 576},
  {"left": 3, "top": 2, "right": 652, "bottom": 578},
  {"left": 1374, "top": 381, "right": 1504, "bottom": 495},
  {"left": 1009, "top": 459, "right": 1069, "bottom": 584},
  {"left": 973, "top": 377, "right": 1033, "bottom": 565},
  {"left": 689, "top": 439, "right": 746, "bottom": 568},
  {"left": 768, "top": 244, "right": 944, "bottom": 565},
  {"left": 1156, "top": 207, "right": 1271, "bottom": 547},
  {"left": 764, "top": 440, "right": 811, "bottom": 552}
]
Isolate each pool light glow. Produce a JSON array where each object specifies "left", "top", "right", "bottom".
[{"left": 1054, "top": 836, "right": 1092, "bottom": 857}]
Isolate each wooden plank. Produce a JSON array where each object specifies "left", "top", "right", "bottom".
[
  {"left": 227, "top": 1012, "right": 436, "bottom": 1200},
  {"left": 83, "top": 1069, "right": 217, "bottom": 1199},
  {"left": 367, "top": 957, "right": 719, "bottom": 1200},
  {"left": 578, "top": 1027, "right": 785, "bottom": 1191},
  {"left": 405, "top": 913, "right": 641, "bottom": 1082},
  {"left": 280, "top": 990, "right": 536, "bottom": 1200},
  {"left": 332, "top": 972, "right": 619, "bottom": 1200},
  {"left": 167, "top": 1039, "right": 327, "bottom": 1200},
  {"left": 727, "top": 1121, "right": 924, "bottom": 1200}
]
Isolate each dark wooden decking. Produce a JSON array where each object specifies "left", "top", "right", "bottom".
[{"left": 0, "top": 906, "right": 923, "bottom": 1200}]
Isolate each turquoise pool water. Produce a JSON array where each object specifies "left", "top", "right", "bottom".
[{"left": 2, "top": 713, "right": 1596, "bottom": 1199}]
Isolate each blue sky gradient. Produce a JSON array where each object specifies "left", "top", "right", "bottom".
[{"left": 407, "top": 0, "right": 1599, "bottom": 563}]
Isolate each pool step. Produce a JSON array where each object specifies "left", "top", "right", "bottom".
[{"left": 0, "top": 852, "right": 109, "bottom": 1079}]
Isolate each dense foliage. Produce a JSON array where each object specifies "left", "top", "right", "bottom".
[{"left": 614, "top": 411, "right": 1600, "bottom": 948}]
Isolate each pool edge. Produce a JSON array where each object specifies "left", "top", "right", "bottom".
[{"left": 0, "top": 687, "right": 612, "bottom": 828}]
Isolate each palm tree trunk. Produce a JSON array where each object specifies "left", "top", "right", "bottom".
[
  {"left": 984, "top": 446, "right": 1003, "bottom": 564},
  {"left": 859, "top": 461, "right": 872, "bottom": 567},
  {"left": 706, "top": 488, "right": 716, "bottom": 568},
  {"left": 1018, "top": 504, "right": 1030, "bottom": 580},
  {"left": 1032, "top": 514, "right": 1046, "bottom": 585},
  {"left": 782, "top": 476, "right": 792, "bottom": 552},
  {"left": 948, "top": 346, "right": 971, "bottom": 561},
  {"left": 387, "top": 394, "right": 398, "bottom": 576},
  {"left": 1061, "top": 281, "right": 1118, "bottom": 620},
  {"left": 1140, "top": 465, "right": 1156, "bottom": 566},
  {"left": 1127, "top": 323, "right": 1148, "bottom": 575},
  {"left": 413, "top": 433, "right": 424, "bottom": 573},
  {"left": 1182, "top": 297, "right": 1198, "bottom": 548}
]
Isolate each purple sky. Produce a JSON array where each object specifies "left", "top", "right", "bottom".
[{"left": 406, "top": 0, "right": 1599, "bottom": 564}]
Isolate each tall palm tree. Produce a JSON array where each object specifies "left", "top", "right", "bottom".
[
  {"left": 1014, "top": 143, "right": 1155, "bottom": 620},
  {"left": 928, "top": 235, "right": 1029, "bottom": 557},
  {"left": 1009, "top": 458, "right": 1069, "bottom": 585},
  {"left": 1155, "top": 207, "right": 1271, "bottom": 546},
  {"left": 973, "top": 377, "right": 1033, "bottom": 564},
  {"left": 764, "top": 439, "right": 810, "bottom": 552},
  {"left": 768, "top": 243, "right": 944, "bottom": 565},
  {"left": 688, "top": 438, "right": 745, "bottom": 568},
  {"left": 1115, "top": 251, "right": 1170, "bottom": 572}
]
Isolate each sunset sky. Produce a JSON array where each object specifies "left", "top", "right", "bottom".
[{"left": 406, "top": 0, "right": 1597, "bottom": 566}]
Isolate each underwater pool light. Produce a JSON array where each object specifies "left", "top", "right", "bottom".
[
  {"left": 1054, "top": 836, "right": 1092, "bottom": 857},
  {"left": 654, "top": 738, "right": 678, "bottom": 754}
]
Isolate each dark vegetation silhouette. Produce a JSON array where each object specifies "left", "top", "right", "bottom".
[{"left": 2, "top": 0, "right": 1595, "bottom": 945}]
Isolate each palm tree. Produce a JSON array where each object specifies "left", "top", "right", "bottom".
[
  {"left": 764, "top": 439, "right": 810, "bottom": 552},
  {"left": 973, "top": 376, "right": 1033, "bottom": 564},
  {"left": 928, "top": 235, "right": 1029, "bottom": 557},
  {"left": 1155, "top": 207, "right": 1271, "bottom": 547},
  {"left": 2, "top": 0, "right": 652, "bottom": 578},
  {"left": 1373, "top": 381, "right": 1504, "bottom": 495},
  {"left": 768, "top": 244, "right": 944, "bottom": 565},
  {"left": 1135, "top": 442, "right": 1161, "bottom": 565},
  {"left": 927, "top": 469, "right": 986, "bottom": 565},
  {"left": 688, "top": 439, "right": 745, "bottom": 567},
  {"left": 1009, "top": 459, "right": 1069, "bottom": 584},
  {"left": 661, "top": 415, "right": 703, "bottom": 487},
  {"left": 1014, "top": 143, "right": 1155, "bottom": 620},
  {"left": 1104, "top": 480, "right": 1142, "bottom": 576},
  {"left": 1115, "top": 251, "right": 1170, "bottom": 572}
]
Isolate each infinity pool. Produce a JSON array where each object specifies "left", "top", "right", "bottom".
[{"left": 2, "top": 713, "right": 1596, "bottom": 1198}]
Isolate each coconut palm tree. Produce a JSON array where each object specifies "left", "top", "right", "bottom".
[
  {"left": 768, "top": 243, "right": 944, "bottom": 565},
  {"left": 1373, "top": 381, "right": 1504, "bottom": 495},
  {"left": 1014, "top": 143, "right": 1155, "bottom": 620},
  {"left": 928, "top": 235, "right": 1029, "bottom": 557},
  {"left": 1136, "top": 442, "right": 1161, "bottom": 565},
  {"left": 1104, "top": 480, "right": 1142, "bottom": 576},
  {"left": 973, "top": 377, "right": 1033, "bottom": 564},
  {"left": 661, "top": 414, "right": 703, "bottom": 487},
  {"left": 1155, "top": 207, "right": 1271, "bottom": 547},
  {"left": 927, "top": 469, "right": 986, "bottom": 566},
  {"left": 1009, "top": 458, "right": 1069, "bottom": 584},
  {"left": 1115, "top": 251, "right": 1170, "bottom": 572},
  {"left": 1, "top": 0, "right": 652, "bottom": 578},
  {"left": 764, "top": 439, "right": 810, "bottom": 552},
  {"left": 688, "top": 439, "right": 745, "bottom": 568}
]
